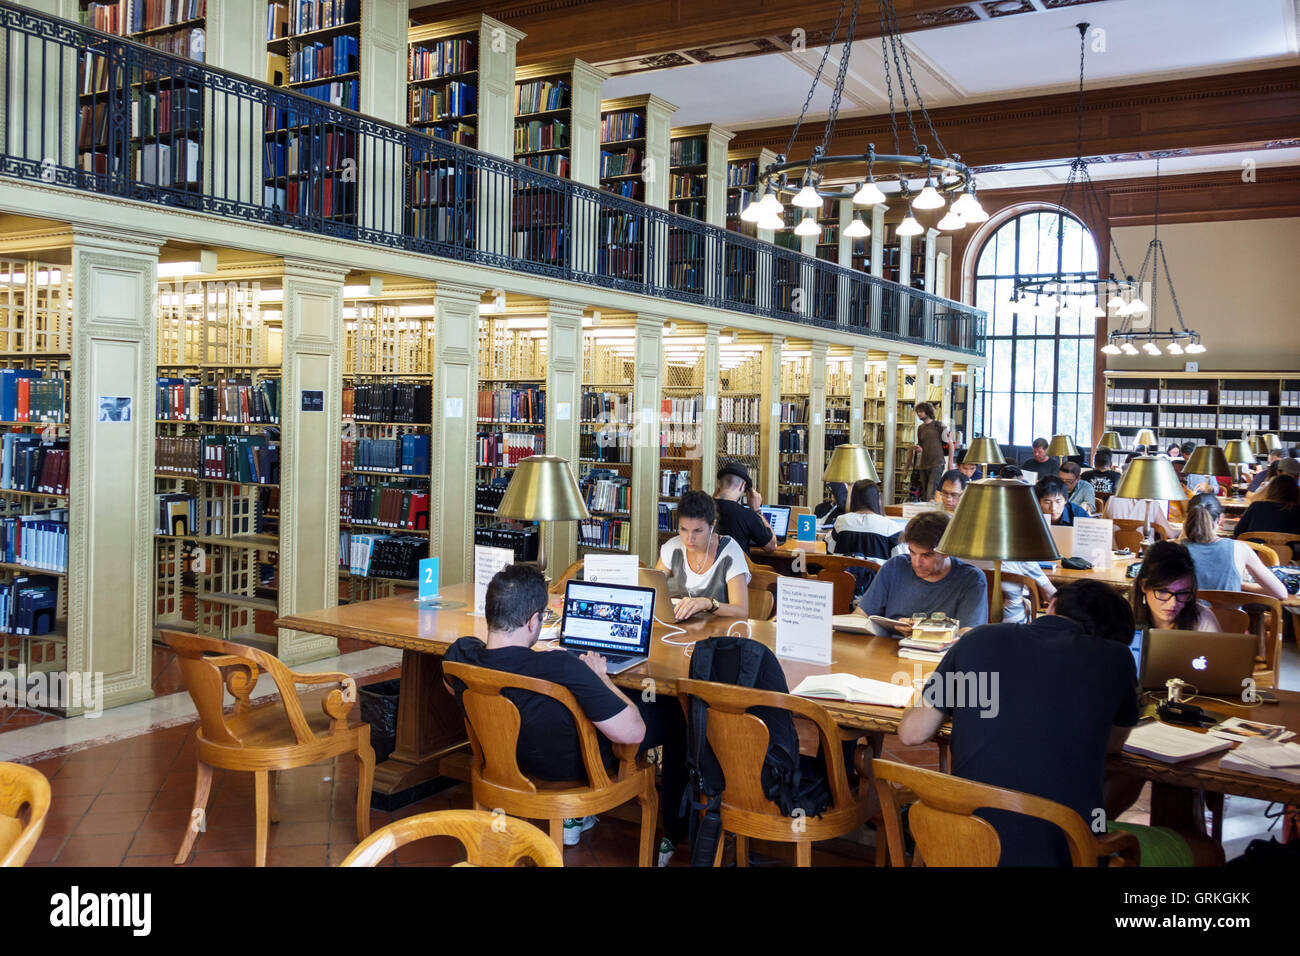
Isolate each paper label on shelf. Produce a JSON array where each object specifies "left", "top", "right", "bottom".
[
  {"left": 813, "top": 413, "right": 823, "bottom": 426},
  {"left": 774, "top": 577, "right": 833, "bottom": 664},
  {"left": 583, "top": 554, "right": 638, "bottom": 586},
  {"left": 705, "top": 394, "right": 717, "bottom": 411},
  {"left": 444, "top": 397, "right": 463, "bottom": 419},
  {"left": 1073, "top": 517, "right": 1113, "bottom": 569},
  {"left": 473, "top": 545, "right": 515, "bottom": 616},
  {"left": 771, "top": 402, "right": 780, "bottom": 419},
  {"left": 556, "top": 402, "right": 571, "bottom": 421},
  {"left": 418, "top": 557, "right": 440, "bottom": 602},
  {"left": 641, "top": 407, "right": 654, "bottom": 425}
]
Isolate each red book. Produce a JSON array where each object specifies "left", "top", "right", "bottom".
[{"left": 15, "top": 378, "right": 30, "bottom": 422}]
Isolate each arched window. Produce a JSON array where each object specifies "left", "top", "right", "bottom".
[{"left": 970, "top": 210, "right": 1097, "bottom": 448}]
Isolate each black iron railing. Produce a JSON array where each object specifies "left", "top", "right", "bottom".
[{"left": 0, "top": 2, "right": 985, "bottom": 354}]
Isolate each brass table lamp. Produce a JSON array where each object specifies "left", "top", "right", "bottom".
[
  {"left": 1097, "top": 431, "right": 1123, "bottom": 451},
  {"left": 1182, "top": 444, "right": 1231, "bottom": 478},
  {"left": 935, "top": 478, "right": 1059, "bottom": 623},
  {"left": 1250, "top": 435, "right": 1271, "bottom": 457},
  {"left": 1263, "top": 433, "right": 1282, "bottom": 451},
  {"left": 962, "top": 437, "right": 1006, "bottom": 467},
  {"left": 495, "top": 455, "right": 590, "bottom": 575},
  {"left": 1047, "top": 434, "right": 1080, "bottom": 459},
  {"left": 1134, "top": 428, "right": 1157, "bottom": 451},
  {"left": 1113, "top": 455, "right": 1185, "bottom": 539},
  {"left": 1223, "top": 439, "right": 1256, "bottom": 488},
  {"left": 823, "top": 443, "right": 881, "bottom": 485}
]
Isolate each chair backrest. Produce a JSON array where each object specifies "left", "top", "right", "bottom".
[
  {"left": 1241, "top": 540, "right": 1280, "bottom": 567},
  {"left": 677, "top": 678, "right": 855, "bottom": 816},
  {"left": 1114, "top": 529, "right": 1144, "bottom": 554},
  {"left": 548, "top": 559, "right": 586, "bottom": 593},
  {"left": 884, "top": 504, "right": 904, "bottom": 517},
  {"left": 0, "top": 762, "right": 50, "bottom": 867},
  {"left": 1111, "top": 518, "right": 1145, "bottom": 533},
  {"left": 831, "top": 530, "right": 895, "bottom": 560},
  {"left": 747, "top": 588, "right": 775, "bottom": 620},
  {"left": 813, "top": 567, "right": 855, "bottom": 614},
  {"left": 1195, "top": 590, "right": 1284, "bottom": 677},
  {"left": 339, "top": 809, "right": 563, "bottom": 867},
  {"left": 442, "top": 660, "right": 614, "bottom": 791},
  {"left": 981, "top": 569, "right": 1044, "bottom": 621},
  {"left": 161, "top": 630, "right": 355, "bottom": 748},
  {"left": 747, "top": 565, "right": 781, "bottom": 618},
  {"left": 872, "top": 759, "right": 1123, "bottom": 867},
  {"left": 1237, "top": 532, "right": 1297, "bottom": 567}
]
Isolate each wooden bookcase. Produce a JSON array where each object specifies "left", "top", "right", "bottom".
[
  {"left": 815, "top": 197, "right": 841, "bottom": 263},
  {"left": 725, "top": 146, "right": 777, "bottom": 238},
  {"left": 126, "top": 0, "right": 207, "bottom": 61},
  {"left": 0, "top": 257, "right": 72, "bottom": 676},
  {"left": 406, "top": 19, "right": 481, "bottom": 148},
  {"left": 668, "top": 130, "right": 708, "bottom": 222},
  {"left": 578, "top": 330, "right": 635, "bottom": 556},
  {"left": 777, "top": 350, "right": 811, "bottom": 506},
  {"left": 825, "top": 351, "right": 853, "bottom": 464},
  {"left": 658, "top": 332, "right": 706, "bottom": 545},
  {"left": 514, "top": 63, "right": 576, "bottom": 179},
  {"left": 718, "top": 350, "right": 763, "bottom": 493},
  {"left": 599, "top": 100, "right": 648, "bottom": 202}
]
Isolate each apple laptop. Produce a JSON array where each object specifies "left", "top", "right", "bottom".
[
  {"left": 758, "top": 505, "right": 791, "bottom": 540},
  {"left": 559, "top": 580, "right": 656, "bottom": 675},
  {"left": 1140, "top": 629, "right": 1257, "bottom": 697}
]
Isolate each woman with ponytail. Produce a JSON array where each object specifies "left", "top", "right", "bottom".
[{"left": 1179, "top": 493, "right": 1286, "bottom": 599}]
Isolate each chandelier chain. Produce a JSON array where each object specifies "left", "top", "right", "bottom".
[
  {"left": 876, "top": 4, "right": 901, "bottom": 155},
  {"left": 880, "top": 14, "right": 922, "bottom": 158},
  {"left": 884, "top": 0, "right": 950, "bottom": 159},
  {"left": 783, "top": 0, "right": 849, "bottom": 164},
  {"left": 815, "top": 0, "right": 862, "bottom": 168}
]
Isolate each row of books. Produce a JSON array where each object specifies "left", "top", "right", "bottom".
[
  {"left": 477, "top": 387, "right": 544, "bottom": 423},
  {"left": 1, "top": 437, "right": 70, "bottom": 497},
  {"left": 343, "top": 384, "right": 432, "bottom": 423},
  {"left": 600, "top": 148, "right": 641, "bottom": 179},
  {"left": 601, "top": 213, "right": 642, "bottom": 245},
  {"left": 290, "top": 0, "right": 360, "bottom": 36},
  {"left": 600, "top": 247, "right": 642, "bottom": 277},
  {"left": 670, "top": 136, "right": 706, "bottom": 167},
  {"left": 130, "top": 0, "right": 205, "bottom": 34},
  {"left": 407, "top": 165, "right": 472, "bottom": 207},
  {"left": 601, "top": 110, "right": 643, "bottom": 143},
  {"left": 779, "top": 428, "right": 809, "bottom": 454},
  {"left": 476, "top": 431, "right": 544, "bottom": 468},
  {"left": 343, "top": 533, "right": 426, "bottom": 580},
  {"left": 154, "top": 492, "right": 198, "bottom": 536},
  {"left": 429, "top": 122, "right": 476, "bottom": 148},
  {"left": 474, "top": 481, "right": 508, "bottom": 514},
  {"left": 727, "top": 160, "right": 758, "bottom": 187},
  {"left": 83, "top": 1, "right": 127, "bottom": 35},
  {"left": 660, "top": 426, "right": 700, "bottom": 458},
  {"left": 0, "top": 512, "right": 69, "bottom": 573},
  {"left": 78, "top": 53, "right": 118, "bottom": 96},
  {"left": 516, "top": 154, "right": 570, "bottom": 177},
  {"left": 264, "top": 176, "right": 356, "bottom": 219},
  {"left": 0, "top": 575, "right": 59, "bottom": 636},
  {"left": 658, "top": 396, "right": 702, "bottom": 425},
  {"left": 721, "top": 431, "right": 759, "bottom": 456},
  {"left": 156, "top": 434, "right": 280, "bottom": 484},
  {"left": 668, "top": 232, "right": 704, "bottom": 258},
  {"left": 579, "top": 432, "right": 631, "bottom": 463},
  {"left": 512, "top": 226, "right": 566, "bottom": 262},
  {"left": 134, "top": 139, "right": 201, "bottom": 188},
  {"left": 672, "top": 201, "right": 706, "bottom": 224},
  {"left": 410, "top": 83, "right": 477, "bottom": 124},
  {"left": 267, "top": 2, "right": 290, "bottom": 40},
  {"left": 580, "top": 471, "right": 629, "bottom": 513},
  {"left": 130, "top": 88, "right": 204, "bottom": 140},
  {"left": 515, "top": 120, "right": 567, "bottom": 154},
  {"left": 474, "top": 522, "right": 539, "bottom": 562},
  {"left": 289, "top": 35, "right": 359, "bottom": 84},
  {"left": 669, "top": 263, "right": 700, "bottom": 289},
  {"left": 409, "top": 37, "right": 477, "bottom": 81},
  {"left": 341, "top": 484, "right": 430, "bottom": 531},
  {"left": 779, "top": 399, "right": 810, "bottom": 422},
  {"left": 660, "top": 469, "right": 690, "bottom": 497},
  {"left": 657, "top": 502, "right": 678, "bottom": 533},
  {"left": 156, "top": 377, "right": 281, "bottom": 424},
  {"left": 264, "top": 129, "right": 357, "bottom": 177},
  {"left": 669, "top": 174, "right": 705, "bottom": 198},
  {"left": 408, "top": 206, "right": 474, "bottom": 243},
  {"left": 581, "top": 391, "right": 632, "bottom": 424},
  {"left": 295, "top": 79, "right": 360, "bottom": 110},
  {"left": 779, "top": 461, "right": 809, "bottom": 484},
  {"left": 512, "top": 188, "right": 564, "bottom": 223},
  {"left": 604, "top": 180, "right": 643, "bottom": 200},
  {"left": 138, "top": 27, "right": 205, "bottom": 62},
  {"left": 515, "top": 78, "right": 569, "bottom": 115},
  {"left": 719, "top": 396, "right": 761, "bottom": 423},
  {"left": 0, "top": 370, "right": 66, "bottom": 424},
  {"left": 578, "top": 518, "right": 630, "bottom": 551},
  {"left": 342, "top": 435, "right": 431, "bottom": 475}
]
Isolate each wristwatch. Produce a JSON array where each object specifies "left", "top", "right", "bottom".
[{"left": 708, "top": 597, "right": 719, "bottom": 613}]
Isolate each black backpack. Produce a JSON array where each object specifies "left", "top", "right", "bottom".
[{"left": 683, "top": 636, "right": 843, "bottom": 866}]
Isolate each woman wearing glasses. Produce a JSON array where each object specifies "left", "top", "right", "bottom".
[{"left": 1130, "top": 540, "right": 1222, "bottom": 632}]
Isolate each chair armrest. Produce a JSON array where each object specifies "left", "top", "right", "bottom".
[
  {"left": 287, "top": 669, "right": 358, "bottom": 724},
  {"left": 610, "top": 742, "right": 640, "bottom": 780},
  {"left": 1095, "top": 828, "right": 1141, "bottom": 867}
]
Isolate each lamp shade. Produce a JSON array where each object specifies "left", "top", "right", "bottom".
[
  {"left": 1113, "top": 455, "right": 1186, "bottom": 501},
  {"left": 962, "top": 437, "right": 1006, "bottom": 467},
  {"left": 1047, "top": 434, "right": 1079, "bottom": 458},
  {"left": 1263, "top": 433, "right": 1282, "bottom": 451},
  {"left": 496, "top": 456, "right": 590, "bottom": 522},
  {"left": 1251, "top": 436, "right": 1271, "bottom": 457},
  {"left": 1134, "top": 429, "right": 1157, "bottom": 448},
  {"left": 936, "top": 479, "right": 1060, "bottom": 562},
  {"left": 1097, "top": 431, "right": 1123, "bottom": 450},
  {"left": 823, "top": 443, "right": 880, "bottom": 485},
  {"left": 1182, "top": 444, "right": 1231, "bottom": 478},
  {"left": 1223, "top": 440, "right": 1254, "bottom": 466}
]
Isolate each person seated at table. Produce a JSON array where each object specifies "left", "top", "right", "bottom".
[
  {"left": 852, "top": 511, "right": 988, "bottom": 636},
  {"left": 957, "top": 459, "right": 983, "bottom": 482},
  {"left": 1104, "top": 491, "right": 1175, "bottom": 542},
  {"left": 1020, "top": 437, "right": 1059, "bottom": 479},
  {"left": 999, "top": 464, "right": 1028, "bottom": 483},
  {"left": 1246, "top": 457, "right": 1299, "bottom": 504},
  {"left": 1245, "top": 451, "right": 1281, "bottom": 495},
  {"left": 1166, "top": 443, "right": 1184, "bottom": 461},
  {"left": 1180, "top": 493, "right": 1286, "bottom": 600},
  {"left": 967, "top": 556, "right": 1056, "bottom": 625},
  {"left": 443, "top": 564, "right": 688, "bottom": 862},
  {"left": 1234, "top": 472, "right": 1300, "bottom": 537},
  {"left": 828, "top": 478, "right": 903, "bottom": 554},
  {"left": 1082, "top": 449, "right": 1123, "bottom": 496},
  {"left": 657, "top": 490, "right": 750, "bottom": 622},
  {"left": 898, "top": 579, "right": 1220, "bottom": 867},
  {"left": 933, "top": 468, "right": 968, "bottom": 511},
  {"left": 1059, "top": 461, "right": 1096, "bottom": 514},
  {"left": 815, "top": 481, "right": 848, "bottom": 528},
  {"left": 712, "top": 461, "right": 777, "bottom": 554},
  {"left": 1130, "top": 540, "right": 1221, "bottom": 632},
  {"left": 1037, "top": 475, "right": 1090, "bottom": 527}
]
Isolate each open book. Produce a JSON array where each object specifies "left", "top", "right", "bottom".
[
  {"left": 1122, "top": 721, "right": 1233, "bottom": 764},
  {"left": 792, "top": 673, "right": 914, "bottom": 708},
  {"left": 830, "top": 614, "right": 910, "bottom": 636}
]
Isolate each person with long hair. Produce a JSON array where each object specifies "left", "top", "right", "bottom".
[
  {"left": 828, "top": 478, "right": 902, "bottom": 553},
  {"left": 656, "top": 490, "right": 750, "bottom": 622},
  {"left": 1131, "top": 540, "right": 1221, "bottom": 632},
  {"left": 1234, "top": 470, "right": 1300, "bottom": 536},
  {"left": 1179, "top": 494, "right": 1286, "bottom": 599}
]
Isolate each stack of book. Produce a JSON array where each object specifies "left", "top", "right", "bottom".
[
  {"left": 0, "top": 370, "right": 67, "bottom": 423},
  {"left": 0, "top": 511, "right": 69, "bottom": 572},
  {"left": 1, "top": 437, "right": 70, "bottom": 496},
  {"left": 343, "top": 435, "right": 430, "bottom": 474},
  {"left": 897, "top": 631, "right": 959, "bottom": 662},
  {"left": 0, "top": 574, "right": 59, "bottom": 636}
]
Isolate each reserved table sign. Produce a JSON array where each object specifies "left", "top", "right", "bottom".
[{"left": 775, "top": 576, "right": 833, "bottom": 665}]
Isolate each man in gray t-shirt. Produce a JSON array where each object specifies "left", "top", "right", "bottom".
[{"left": 853, "top": 511, "right": 988, "bottom": 637}]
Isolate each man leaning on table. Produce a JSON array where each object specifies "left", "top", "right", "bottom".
[{"left": 852, "top": 511, "right": 988, "bottom": 637}]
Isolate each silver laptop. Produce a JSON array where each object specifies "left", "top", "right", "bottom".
[
  {"left": 1140, "top": 629, "right": 1257, "bottom": 697},
  {"left": 559, "top": 580, "right": 656, "bottom": 675}
]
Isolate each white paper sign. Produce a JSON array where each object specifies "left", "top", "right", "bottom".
[
  {"left": 1021, "top": 468, "right": 1038, "bottom": 482},
  {"left": 813, "top": 412, "right": 823, "bottom": 426},
  {"left": 583, "top": 553, "right": 638, "bottom": 586},
  {"left": 1072, "top": 517, "right": 1114, "bottom": 569},
  {"left": 444, "top": 397, "right": 463, "bottom": 418},
  {"left": 640, "top": 407, "right": 654, "bottom": 425},
  {"left": 705, "top": 394, "right": 717, "bottom": 411},
  {"left": 775, "top": 577, "right": 833, "bottom": 665},
  {"left": 901, "top": 502, "right": 941, "bottom": 521},
  {"left": 556, "top": 402, "right": 571, "bottom": 421},
  {"left": 473, "top": 545, "right": 515, "bottom": 616},
  {"left": 852, "top": 408, "right": 862, "bottom": 420},
  {"left": 770, "top": 401, "right": 781, "bottom": 419}
]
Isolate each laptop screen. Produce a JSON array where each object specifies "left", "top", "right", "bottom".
[
  {"left": 560, "top": 581, "right": 656, "bottom": 656},
  {"left": 1128, "top": 627, "right": 1145, "bottom": 680},
  {"left": 759, "top": 505, "right": 791, "bottom": 539}
]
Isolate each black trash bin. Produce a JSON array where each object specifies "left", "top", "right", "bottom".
[{"left": 358, "top": 678, "right": 401, "bottom": 763}]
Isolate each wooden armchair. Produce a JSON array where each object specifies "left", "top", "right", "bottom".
[
  {"left": 1236, "top": 532, "right": 1298, "bottom": 567},
  {"left": 1195, "top": 592, "right": 1284, "bottom": 689},
  {"left": 0, "top": 762, "right": 50, "bottom": 867},
  {"left": 981, "top": 569, "right": 1046, "bottom": 622},
  {"left": 748, "top": 565, "right": 781, "bottom": 620},
  {"left": 873, "top": 759, "right": 1139, "bottom": 867},
  {"left": 813, "top": 568, "right": 856, "bottom": 615},
  {"left": 339, "top": 809, "right": 563, "bottom": 867},
  {"left": 161, "top": 630, "right": 375, "bottom": 867},
  {"left": 1114, "top": 529, "right": 1144, "bottom": 554},
  {"left": 676, "top": 678, "right": 879, "bottom": 867},
  {"left": 441, "top": 660, "right": 659, "bottom": 865}
]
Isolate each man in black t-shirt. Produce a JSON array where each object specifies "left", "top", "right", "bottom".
[
  {"left": 1081, "top": 448, "right": 1123, "bottom": 496},
  {"left": 713, "top": 461, "right": 777, "bottom": 554},
  {"left": 897, "top": 580, "right": 1140, "bottom": 866},
  {"left": 1019, "top": 437, "right": 1059, "bottom": 479},
  {"left": 444, "top": 564, "right": 688, "bottom": 863}
]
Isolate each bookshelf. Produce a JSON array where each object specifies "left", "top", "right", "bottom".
[
  {"left": 153, "top": 273, "right": 285, "bottom": 652},
  {"left": 475, "top": 317, "right": 545, "bottom": 562},
  {"left": 725, "top": 146, "right": 777, "bottom": 238},
  {"left": 578, "top": 331, "right": 635, "bottom": 556},
  {"left": 338, "top": 287, "right": 435, "bottom": 604},
  {"left": 668, "top": 130, "right": 708, "bottom": 222},
  {"left": 264, "top": 0, "right": 362, "bottom": 226},
  {"left": 778, "top": 351, "right": 811, "bottom": 506},
  {"left": 406, "top": 20, "right": 480, "bottom": 148},
  {"left": 825, "top": 352, "right": 853, "bottom": 465},
  {"left": 815, "top": 197, "right": 841, "bottom": 263},
  {"left": 599, "top": 100, "right": 648, "bottom": 203},
  {"left": 658, "top": 333, "right": 706, "bottom": 544},
  {"left": 122, "top": 1, "right": 207, "bottom": 61},
  {"left": 1103, "top": 370, "right": 1300, "bottom": 451},
  {"left": 718, "top": 349, "right": 764, "bottom": 494},
  {"left": 514, "top": 63, "right": 576, "bottom": 179},
  {"left": 0, "top": 258, "right": 72, "bottom": 676}
]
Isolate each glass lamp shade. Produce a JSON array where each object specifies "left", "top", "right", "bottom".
[
  {"left": 496, "top": 455, "right": 590, "bottom": 522},
  {"left": 950, "top": 191, "right": 980, "bottom": 217},
  {"left": 936, "top": 211, "right": 965, "bottom": 231},
  {"left": 962, "top": 437, "right": 1006, "bottom": 467},
  {"left": 1113, "top": 456, "right": 1186, "bottom": 501},
  {"left": 853, "top": 180, "right": 887, "bottom": 205},
  {"left": 1047, "top": 434, "right": 1079, "bottom": 458},
  {"left": 1223, "top": 440, "right": 1254, "bottom": 465},
  {"left": 843, "top": 216, "right": 870, "bottom": 238},
  {"left": 961, "top": 200, "right": 988, "bottom": 223},
  {"left": 823, "top": 443, "right": 881, "bottom": 485},
  {"left": 757, "top": 191, "right": 784, "bottom": 215},
  {"left": 1183, "top": 445, "right": 1232, "bottom": 478},
  {"left": 936, "top": 479, "right": 1060, "bottom": 562},
  {"left": 913, "top": 183, "right": 945, "bottom": 209},
  {"left": 1121, "top": 343, "right": 1139, "bottom": 355},
  {"left": 792, "top": 184, "right": 822, "bottom": 209},
  {"left": 1100, "top": 342, "right": 1121, "bottom": 355},
  {"left": 794, "top": 216, "right": 820, "bottom": 236},
  {"left": 1134, "top": 429, "right": 1158, "bottom": 448},
  {"left": 1097, "top": 431, "right": 1123, "bottom": 450},
  {"left": 739, "top": 199, "right": 762, "bottom": 223},
  {"left": 895, "top": 214, "right": 924, "bottom": 237},
  {"left": 757, "top": 210, "right": 786, "bottom": 231}
]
